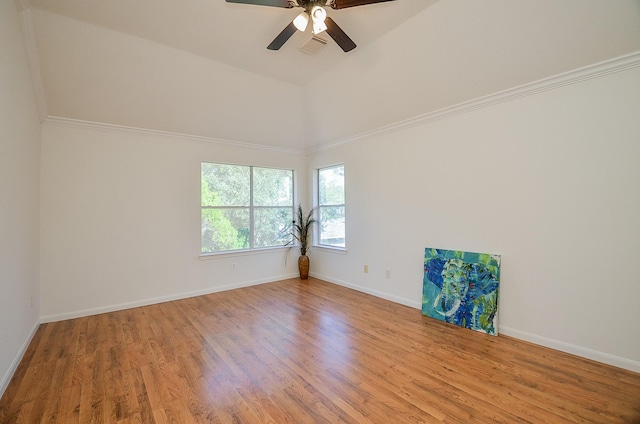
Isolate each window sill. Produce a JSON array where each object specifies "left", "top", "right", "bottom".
[
  {"left": 199, "top": 246, "right": 290, "bottom": 260},
  {"left": 313, "top": 245, "right": 348, "bottom": 255}
]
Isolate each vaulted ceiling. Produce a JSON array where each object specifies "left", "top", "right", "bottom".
[{"left": 21, "top": 0, "right": 640, "bottom": 150}]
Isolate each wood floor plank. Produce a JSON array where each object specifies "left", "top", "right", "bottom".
[{"left": 1, "top": 278, "right": 639, "bottom": 423}]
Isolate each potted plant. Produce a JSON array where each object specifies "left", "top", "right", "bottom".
[{"left": 290, "top": 204, "right": 316, "bottom": 280}]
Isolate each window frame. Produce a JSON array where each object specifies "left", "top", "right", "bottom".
[
  {"left": 316, "top": 164, "right": 346, "bottom": 250},
  {"left": 201, "top": 162, "right": 294, "bottom": 255}
]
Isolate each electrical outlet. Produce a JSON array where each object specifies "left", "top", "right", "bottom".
[
  {"left": 231, "top": 263, "right": 236, "bottom": 271},
  {"left": 385, "top": 269, "right": 391, "bottom": 279},
  {"left": 364, "top": 265, "right": 369, "bottom": 273}
]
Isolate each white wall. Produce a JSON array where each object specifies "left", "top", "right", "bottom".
[
  {"left": 0, "top": 2, "right": 42, "bottom": 396},
  {"left": 308, "top": 64, "right": 640, "bottom": 372},
  {"left": 31, "top": 8, "right": 308, "bottom": 150},
  {"left": 305, "top": 0, "right": 640, "bottom": 146},
  {"left": 39, "top": 122, "right": 308, "bottom": 321}
]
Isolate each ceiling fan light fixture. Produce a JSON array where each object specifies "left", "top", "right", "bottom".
[
  {"left": 293, "top": 12, "right": 309, "bottom": 32},
  {"left": 311, "top": 5, "right": 327, "bottom": 34}
]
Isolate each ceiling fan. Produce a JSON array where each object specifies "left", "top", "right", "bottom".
[{"left": 225, "top": 0, "right": 396, "bottom": 52}]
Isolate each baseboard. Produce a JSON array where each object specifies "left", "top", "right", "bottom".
[
  {"left": 311, "top": 273, "right": 640, "bottom": 374},
  {"left": 499, "top": 326, "right": 640, "bottom": 374},
  {"left": 40, "top": 273, "right": 298, "bottom": 323},
  {"left": 310, "top": 272, "right": 423, "bottom": 309},
  {"left": 0, "top": 319, "right": 40, "bottom": 399}
]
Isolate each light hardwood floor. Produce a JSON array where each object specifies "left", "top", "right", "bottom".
[{"left": 1, "top": 278, "right": 639, "bottom": 423}]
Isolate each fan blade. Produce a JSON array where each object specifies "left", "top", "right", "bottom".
[
  {"left": 324, "top": 17, "right": 356, "bottom": 52},
  {"left": 267, "top": 21, "right": 298, "bottom": 50},
  {"left": 330, "top": 0, "right": 395, "bottom": 9},
  {"left": 226, "top": 0, "right": 294, "bottom": 8}
]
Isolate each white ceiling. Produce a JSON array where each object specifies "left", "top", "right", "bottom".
[
  {"left": 22, "top": 0, "right": 640, "bottom": 150},
  {"left": 29, "top": 0, "right": 436, "bottom": 86}
]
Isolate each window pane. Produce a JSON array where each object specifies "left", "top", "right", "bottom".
[
  {"left": 201, "top": 163, "right": 250, "bottom": 206},
  {"left": 319, "top": 206, "right": 345, "bottom": 247},
  {"left": 319, "top": 165, "right": 344, "bottom": 205},
  {"left": 201, "top": 208, "right": 250, "bottom": 253},
  {"left": 201, "top": 163, "right": 294, "bottom": 254},
  {"left": 254, "top": 207, "right": 293, "bottom": 248},
  {"left": 318, "top": 164, "right": 345, "bottom": 248},
  {"left": 253, "top": 167, "right": 293, "bottom": 206}
]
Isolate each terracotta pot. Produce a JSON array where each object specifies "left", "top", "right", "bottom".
[{"left": 298, "top": 255, "right": 310, "bottom": 280}]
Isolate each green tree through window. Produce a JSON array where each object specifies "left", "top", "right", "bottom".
[
  {"left": 318, "top": 164, "right": 345, "bottom": 248},
  {"left": 201, "top": 163, "right": 293, "bottom": 253}
]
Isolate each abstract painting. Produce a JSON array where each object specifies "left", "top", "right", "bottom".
[{"left": 422, "top": 248, "right": 501, "bottom": 336}]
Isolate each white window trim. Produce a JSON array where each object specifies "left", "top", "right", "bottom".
[
  {"left": 315, "top": 163, "right": 346, "bottom": 251},
  {"left": 201, "top": 162, "right": 295, "bottom": 254},
  {"left": 199, "top": 245, "right": 290, "bottom": 260}
]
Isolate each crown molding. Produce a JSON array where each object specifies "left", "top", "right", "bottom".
[
  {"left": 15, "top": 3, "right": 48, "bottom": 122},
  {"left": 40, "top": 51, "right": 640, "bottom": 155},
  {"left": 43, "top": 116, "right": 306, "bottom": 155},
  {"left": 312, "top": 51, "right": 640, "bottom": 153}
]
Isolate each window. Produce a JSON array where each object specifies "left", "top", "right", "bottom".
[
  {"left": 317, "top": 164, "right": 345, "bottom": 248},
  {"left": 201, "top": 163, "right": 293, "bottom": 253}
]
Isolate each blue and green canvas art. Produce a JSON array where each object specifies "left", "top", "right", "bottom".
[{"left": 422, "top": 248, "right": 501, "bottom": 336}]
